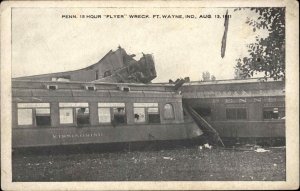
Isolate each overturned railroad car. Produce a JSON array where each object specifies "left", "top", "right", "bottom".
[
  {"left": 15, "top": 47, "right": 157, "bottom": 84},
  {"left": 12, "top": 80, "right": 202, "bottom": 148}
]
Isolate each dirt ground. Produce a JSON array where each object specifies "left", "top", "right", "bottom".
[{"left": 12, "top": 145, "right": 285, "bottom": 181}]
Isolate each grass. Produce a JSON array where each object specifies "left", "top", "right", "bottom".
[{"left": 12, "top": 145, "right": 286, "bottom": 181}]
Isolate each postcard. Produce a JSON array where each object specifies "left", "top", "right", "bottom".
[{"left": 1, "top": 0, "right": 299, "bottom": 190}]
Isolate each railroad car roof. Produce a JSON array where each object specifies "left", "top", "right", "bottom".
[
  {"left": 180, "top": 78, "right": 285, "bottom": 98},
  {"left": 12, "top": 79, "right": 174, "bottom": 89},
  {"left": 12, "top": 80, "right": 181, "bottom": 100},
  {"left": 182, "top": 78, "right": 284, "bottom": 86}
]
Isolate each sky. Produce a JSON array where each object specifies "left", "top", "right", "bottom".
[{"left": 12, "top": 7, "right": 268, "bottom": 82}]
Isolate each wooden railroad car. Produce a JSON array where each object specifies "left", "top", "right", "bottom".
[
  {"left": 12, "top": 80, "right": 202, "bottom": 148},
  {"left": 15, "top": 47, "right": 157, "bottom": 84},
  {"left": 181, "top": 78, "right": 285, "bottom": 145}
]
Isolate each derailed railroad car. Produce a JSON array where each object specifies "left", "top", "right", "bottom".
[
  {"left": 12, "top": 80, "right": 202, "bottom": 148},
  {"left": 181, "top": 78, "right": 285, "bottom": 145}
]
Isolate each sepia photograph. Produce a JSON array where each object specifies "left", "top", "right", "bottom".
[{"left": 1, "top": 0, "right": 299, "bottom": 190}]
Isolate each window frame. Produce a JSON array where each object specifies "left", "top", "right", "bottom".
[
  {"left": 163, "top": 103, "right": 175, "bottom": 120},
  {"left": 47, "top": 85, "right": 58, "bottom": 90},
  {"left": 59, "top": 107, "right": 74, "bottom": 125},
  {"left": 225, "top": 107, "right": 248, "bottom": 121},
  {"left": 17, "top": 108, "right": 33, "bottom": 127},
  {"left": 59, "top": 103, "right": 90, "bottom": 126},
  {"left": 133, "top": 103, "right": 160, "bottom": 124},
  {"left": 35, "top": 108, "right": 51, "bottom": 127},
  {"left": 133, "top": 107, "right": 147, "bottom": 124},
  {"left": 97, "top": 107, "right": 112, "bottom": 124},
  {"left": 263, "top": 107, "right": 285, "bottom": 120},
  {"left": 17, "top": 103, "right": 51, "bottom": 128},
  {"left": 112, "top": 107, "right": 127, "bottom": 125},
  {"left": 75, "top": 107, "right": 90, "bottom": 126},
  {"left": 97, "top": 103, "right": 126, "bottom": 125},
  {"left": 147, "top": 107, "right": 161, "bottom": 124}
]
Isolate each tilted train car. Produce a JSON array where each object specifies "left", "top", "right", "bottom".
[
  {"left": 181, "top": 78, "right": 285, "bottom": 145},
  {"left": 16, "top": 47, "right": 157, "bottom": 84},
  {"left": 12, "top": 80, "right": 202, "bottom": 148}
]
